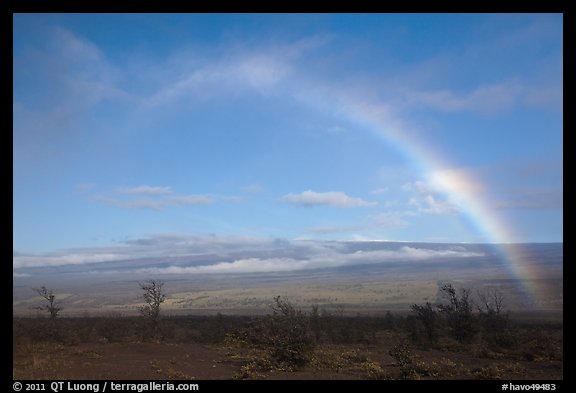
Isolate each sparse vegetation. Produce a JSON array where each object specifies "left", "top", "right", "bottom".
[
  {"left": 406, "top": 283, "right": 527, "bottom": 355},
  {"left": 389, "top": 341, "right": 439, "bottom": 379},
  {"left": 13, "top": 289, "right": 563, "bottom": 380}
]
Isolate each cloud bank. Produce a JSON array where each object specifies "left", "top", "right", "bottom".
[
  {"left": 135, "top": 246, "right": 484, "bottom": 275},
  {"left": 13, "top": 233, "right": 484, "bottom": 275}
]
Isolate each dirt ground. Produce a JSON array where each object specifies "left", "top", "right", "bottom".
[{"left": 13, "top": 340, "right": 562, "bottom": 380}]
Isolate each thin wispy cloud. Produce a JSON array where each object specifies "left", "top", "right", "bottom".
[
  {"left": 371, "top": 188, "right": 389, "bottom": 195},
  {"left": 139, "top": 37, "right": 325, "bottom": 108},
  {"left": 398, "top": 80, "right": 562, "bottom": 115},
  {"left": 13, "top": 251, "right": 127, "bottom": 269},
  {"left": 166, "top": 195, "right": 213, "bottom": 205},
  {"left": 308, "top": 225, "right": 363, "bottom": 235},
  {"left": 95, "top": 197, "right": 166, "bottom": 210},
  {"left": 95, "top": 195, "right": 213, "bottom": 210},
  {"left": 494, "top": 187, "right": 563, "bottom": 210},
  {"left": 281, "top": 190, "right": 377, "bottom": 208},
  {"left": 240, "top": 183, "right": 264, "bottom": 193},
  {"left": 116, "top": 185, "right": 173, "bottom": 195},
  {"left": 92, "top": 186, "right": 213, "bottom": 210}
]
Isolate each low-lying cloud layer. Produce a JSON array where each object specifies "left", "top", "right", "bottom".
[
  {"left": 136, "top": 246, "right": 484, "bottom": 275},
  {"left": 13, "top": 234, "right": 485, "bottom": 276}
]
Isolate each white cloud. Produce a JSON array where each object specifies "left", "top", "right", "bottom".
[
  {"left": 345, "top": 246, "right": 483, "bottom": 263},
  {"left": 91, "top": 185, "right": 214, "bottom": 210},
  {"left": 281, "top": 190, "right": 376, "bottom": 208},
  {"left": 116, "top": 185, "right": 173, "bottom": 195},
  {"left": 134, "top": 246, "right": 484, "bottom": 275},
  {"left": 12, "top": 233, "right": 272, "bottom": 269},
  {"left": 402, "top": 169, "right": 486, "bottom": 215},
  {"left": 136, "top": 34, "right": 332, "bottom": 110},
  {"left": 308, "top": 225, "right": 362, "bottom": 234},
  {"left": 95, "top": 195, "right": 213, "bottom": 210},
  {"left": 138, "top": 258, "right": 309, "bottom": 275},
  {"left": 371, "top": 187, "right": 389, "bottom": 195},
  {"left": 403, "top": 179, "right": 460, "bottom": 214},
  {"left": 142, "top": 49, "right": 297, "bottom": 108},
  {"left": 94, "top": 196, "right": 164, "bottom": 210},
  {"left": 409, "top": 195, "right": 459, "bottom": 215},
  {"left": 13, "top": 233, "right": 484, "bottom": 274},
  {"left": 166, "top": 195, "right": 213, "bottom": 205},
  {"left": 13, "top": 252, "right": 125, "bottom": 269}
]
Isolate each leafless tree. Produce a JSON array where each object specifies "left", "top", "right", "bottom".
[
  {"left": 33, "top": 286, "right": 62, "bottom": 319},
  {"left": 476, "top": 286, "right": 509, "bottom": 341},
  {"left": 476, "top": 287, "right": 505, "bottom": 315},
  {"left": 138, "top": 280, "right": 166, "bottom": 325}
]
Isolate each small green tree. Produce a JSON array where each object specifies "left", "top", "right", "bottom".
[
  {"left": 33, "top": 286, "right": 62, "bottom": 319},
  {"left": 263, "top": 296, "right": 315, "bottom": 370},
  {"left": 437, "top": 284, "right": 476, "bottom": 343}
]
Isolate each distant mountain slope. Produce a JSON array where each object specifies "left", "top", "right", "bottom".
[{"left": 13, "top": 242, "right": 562, "bottom": 315}]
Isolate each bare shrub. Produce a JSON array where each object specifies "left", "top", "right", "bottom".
[{"left": 476, "top": 287, "right": 516, "bottom": 349}]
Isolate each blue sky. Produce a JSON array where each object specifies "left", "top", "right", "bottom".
[{"left": 13, "top": 13, "right": 562, "bottom": 266}]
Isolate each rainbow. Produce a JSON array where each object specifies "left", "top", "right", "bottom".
[{"left": 316, "top": 92, "right": 542, "bottom": 306}]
